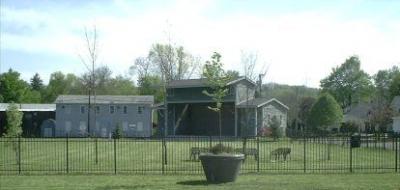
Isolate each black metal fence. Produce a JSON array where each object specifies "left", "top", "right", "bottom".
[{"left": 0, "top": 135, "right": 399, "bottom": 175}]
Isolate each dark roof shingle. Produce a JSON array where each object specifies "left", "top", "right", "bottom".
[
  {"left": 167, "top": 77, "right": 256, "bottom": 88},
  {"left": 55, "top": 95, "right": 154, "bottom": 104}
]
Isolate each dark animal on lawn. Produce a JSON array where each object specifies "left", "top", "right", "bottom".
[
  {"left": 189, "top": 147, "right": 209, "bottom": 161},
  {"left": 270, "top": 147, "right": 291, "bottom": 161}
]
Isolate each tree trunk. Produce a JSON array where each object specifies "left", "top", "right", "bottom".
[{"left": 173, "top": 104, "right": 189, "bottom": 134}]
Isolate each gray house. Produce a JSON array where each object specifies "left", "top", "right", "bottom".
[
  {"left": 157, "top": 77, "right": 289, "bottom": 137},
  {"left": 55, "top": 95, "right": 154, "bottom": 137}
]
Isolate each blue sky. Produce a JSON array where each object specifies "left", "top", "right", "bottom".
[{"left": 1, "top": 0, "right": 399, "bottom": 87}]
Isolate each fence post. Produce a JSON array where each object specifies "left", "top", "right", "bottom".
[
  {"left": 396, "top": 137, "right": 398, "bottom": 173},
  {"left": 161, "top": 136, "right": 165, "bottom": 174},
  {"left": 257, "top": 136, "right": 260, "bottom": 172},
  {"left": 95, "top": 138, "right": 98, "bottom": 164},
  {"left": 303, "top": 135, "right": 306, "bottom": 173},
  {"left": 18, "top": 137, "right": 21, "bottom": 174},
  {"left": 350, "top": 136, "right": 353, "bottom": 173},
  {"left": 66, "top": 136, "right": 69, "bottom": 173},
  {"left": 114, "top": 138, "right": 117, "bottom": 174},
  {"left": 163, "top": 136, "right": 167, "bottom": 166}
]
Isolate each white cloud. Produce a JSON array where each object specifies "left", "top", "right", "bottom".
[{"left": 1, "top": 1, "right": 399, "bottom": 87}]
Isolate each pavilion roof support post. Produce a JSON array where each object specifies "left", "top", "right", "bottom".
[
  {"left": 173, "top": 104, "right": 189, "bottom": 135},
  {"left": 234, "top": 108, "right": 238, "bottom": 137},
  {"left": 254, "top": 108, "right": 258, "bottom": 137}
]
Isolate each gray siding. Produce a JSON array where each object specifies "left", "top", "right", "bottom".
[
  {"left": 258, "top": 101, "right": 288, "bottom": 136},
  {"left": 55, "top": 103, "right": 152, "bottom": 137},
  {"left": 235, "top": 81, "right": 255, "bottom": 105}
]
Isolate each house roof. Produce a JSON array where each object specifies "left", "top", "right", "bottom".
[
  {"left": 167, "top": 77, "right": 256, "bottom": 88},
  {"left": 55, "top": 95, "right": 154, "bottom": 104},
  {"left": 0, "top": 103, "right": 56, "bottom": 112},
  {"left": 392, "top": 96, "right": 400, "bottom": 109},
  {"left": 236, "top": 98, "right": 289, "bottom": 109},
  {"left": 343, "top": 102, "right": 375, "bottom": 122}
]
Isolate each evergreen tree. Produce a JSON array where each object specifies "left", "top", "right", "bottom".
[{"left": 30, "top": 73, "right": 43, "bottom": 91}]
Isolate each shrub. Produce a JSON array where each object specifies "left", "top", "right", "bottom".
[
  {"left": 112, "top": 124, "right": 123, "bottom": 139},
  {"left": 210, "top": 143, "right": 234, "bottom": 154},
  {"left": 257, "top": 127, "right": 272, "bottom": 136},
  {"left": 340, "top": 121, "right": 359, "bottom": 134},
  {"left": 270, "top": 116, "right": 282, "bottom": 139}
]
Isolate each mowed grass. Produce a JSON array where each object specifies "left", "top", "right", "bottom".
[
  {"left": 0, "top": 173, "right": 399, "bottom": 190},
  {"left": 0, "top": 137, "right": 398, "bottom": 174}
]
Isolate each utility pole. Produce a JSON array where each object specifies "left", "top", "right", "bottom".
[{"left": 258, "top": 74, "right": 264, "bottom": 97}]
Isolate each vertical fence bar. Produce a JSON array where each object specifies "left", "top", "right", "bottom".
[
  {"left": 114, "top": 138, "right": 117, "bottom": 174},
  {"left": 303, "top": 135, "right": 306, "bottom": 173},
  {"left": 257, "top": 136, "right": 259, "bottom": 172},
  {"left": 95, "top": 138, "right": 98, "bottom": 164},
  {"left": 18, "top": 137, "right": 21, "bottom": 174},
  {"left": 66, "top": 137, "right": 69, "bottom": 173},
  {"left": 161, "top": 137, "right": 165, "bottom": 174},
  {"left": 396, "top": 137, "right": 398, "bottom": 173},
  {"left": 349, "top": 137, "right": 353, "bottom": 173}
]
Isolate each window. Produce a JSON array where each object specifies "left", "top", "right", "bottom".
[
  {"left": 80, "top": 105, "right": 85, "bottom": 114},
  {"left": 137, "top": 106, "right": 144, "bottom": 114},
  {"left": 110, "top": 105, "right": 115, "bottom": 114},
  {"left": 280, "top": 115, "right": 283, "bottom": 123},
  {"left": 123, "top": 106, "right": 128, "bottom": 114},
  {"left": 95, "top": 106, "right": 100, "bottom": 114}
]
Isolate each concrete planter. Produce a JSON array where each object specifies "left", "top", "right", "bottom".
[{"left": 199, "top": 153, "right": 244, "bottom": 183}]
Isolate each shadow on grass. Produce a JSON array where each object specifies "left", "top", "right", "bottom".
[
  {"left": 95, "top": 185, "right": 147, "bottom": 190},
  {"left": 177, "top": 180, "right": 210, "bottom": 186}
]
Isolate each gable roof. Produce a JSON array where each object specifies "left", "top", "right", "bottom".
[
  {"left": 167, "top": 77, "right": 256, "bottom": 88},
  {"left": 55, "top": 95, "right": 154, "bottom": 104},
  {"left": 0, "top": 103, "right": 56, "bottom": 112},
  {"left": 236, "top": 98, "right": 289, "bottom": 109},
  {"left": 343, "top": 102, "right": 376, "bottom": 122},
  {"left": 392, "top": 96, "right": 400, "bottom": 109}
]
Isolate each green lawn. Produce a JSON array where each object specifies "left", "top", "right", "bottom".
[
  {"left": 0, "top": 174, "right": 399, "bottom": 190},
  {"left": 1, "top": 138, "right": 398, "bottom": 174}
]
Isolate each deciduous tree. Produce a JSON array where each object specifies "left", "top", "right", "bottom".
[
  {"left": 308, "top": 93, "right": 343, "bottom": 133},
  {"left": 202, "top": 52, "right": 231, "bottom": 137},
  {"left": 320, "top": 56, "right": 373, "bottom": 111}
]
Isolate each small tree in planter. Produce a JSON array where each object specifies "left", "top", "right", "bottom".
[
  {"left": 200, "top": 52, "right": 244, "bottom": 183},
  {"left": 3, "top": 103, "right": 23, "bottom": 166},
  {"left": 202, "top": 52, "right": 231, "bottom": 139}
]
